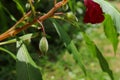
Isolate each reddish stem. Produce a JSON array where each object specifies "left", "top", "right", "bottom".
[{"left": 0, "top": 0, "right": 68, "bottom": 41}]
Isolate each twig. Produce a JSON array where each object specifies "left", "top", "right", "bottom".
[
  {"left": 37, "top": 20, "right": 46, "bottom": 36},
  {"left": 54, "top": 0, "right": 57, "bottom": 6},
  {"left": 0, "top": 11, "right": 32, "bottom": 41},
  {"left": 4, "top": 11, "right": 31, "bottom": 33},
  {"left": 0, "top": 0, "right": 68, "bottom": 41}
]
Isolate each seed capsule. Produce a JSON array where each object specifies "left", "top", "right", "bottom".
[
  {"left": 25, "top": 3, "right": 30, "bottom": 10},
  {"left": 39, "top": 37, "right": 48, "bottom": 55},
  {"left": 65, "top": 12, "right": 78, "bottom": 22},
  {"left": 62, "top": 4, "right": 68, "bottom": 11}
]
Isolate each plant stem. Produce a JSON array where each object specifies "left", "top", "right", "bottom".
[{"left": 0, "top": 0, "right": 68, "bottom": 41}]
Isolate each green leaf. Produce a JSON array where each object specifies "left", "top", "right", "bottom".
[
  {"left": 0, "top": 47, "right": 16, "bottom": 60},
  {"left": 83, "top": 33, "right": 114, "bottom": 80},
  {"left": 28, "top": 0, "right": 36, "bottom": 16},
  {"left": 68, "top": 0, "right": 76, "bottom": 13},
  {"left": 13, "top": 0, "right": 25, "bottom": 15},
  {"left": 16, "top": 40, "right": 42, "bottom": 80},
  {"left": 0, "top": 33, "right": 37, "bottom": 45},
  {"left": 94, "top": 0, "right": 120, "bottom": 34},
  {"left": 51, "top": 19, "right": 86, "bottom": 75},
  {"left": 2, "top": 7, "right": 17, "bottom": 22},
  {"left": 0, "top": 2, "right": 8, "bottom": 31},
  {"left": 103, "top": 14, "right": 118, "bottom": 53}
]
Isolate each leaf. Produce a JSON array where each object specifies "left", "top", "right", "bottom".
[
  {"left": 94, "top": 0, "right": 120, "bottom": 34},
  {"left": 103, "top": 14, "right": 118, "bottom": 53},
  {"left": 0, "top": 33, "right": 37, "bottom": 45},
  {"left": 51, "top": 19, "right": 86, "bottom": 75},
  {"left": 83, "top": 33, "right": 114, "bottom": 80},
  {"left": 2, "top": 7, "right": 17, "bottom": 22},
  {"left": 0, "top": 47, "right": 16, "bottom": 60},
  {"left": 13, "top": 0, "right": 25, "bottom": 15},
  {"left": 68, "top": 0, "right": 76, "bottom": 13},
  {"left": 0, "top": 2, "right": 8, "bottom": 31},
  {"left": 16, "top": 40, "right": 42, "bottom": 80},
  {"left": 28, "top": 0, "right": 36, "bottom": 15}
]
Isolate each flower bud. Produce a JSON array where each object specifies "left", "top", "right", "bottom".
[
  {"left": 25, "top": 3, "right": 30, "bottom": 10},
  {"left": 39, "top": 37, "right": 48, "bottom": 54},
  {"left": 62, "top": 4, "right": 68, "bottom": 11},
  {"left": 65, "top": 12, "right": 78, "bottom": 22}
]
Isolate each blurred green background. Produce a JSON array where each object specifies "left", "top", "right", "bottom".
[{"left": 0, "top": 0, "right": 120, "bottom": 80}]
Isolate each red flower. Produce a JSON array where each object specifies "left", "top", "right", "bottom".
[{"left": 84, "top": 0, "right": 104, "bottom": 24}]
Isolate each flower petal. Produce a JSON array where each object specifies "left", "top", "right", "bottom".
[{"left": 84, "top": 0, "right": 104, "bottom": 24}]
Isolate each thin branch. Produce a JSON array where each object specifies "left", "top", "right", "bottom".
[
  {"left": 37, "top": 20, "right": 46, "bottom": 36},
  {"left": 0, "top": 0, "right": 68, "bottom": 41},
  {"left": 0, "top": 11, "right": 32, "bottom": 40},
  {"left": 54, "top": 0, "right": 57, "bottom": 6}
]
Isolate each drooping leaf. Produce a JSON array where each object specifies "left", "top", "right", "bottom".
[
  {"left": 96, "top": 47, "right": 114, "bottom": 80},
  {"left": 94, "top": 0, "right": 120, "bottom": 34},
  {"left": 103, "top": 14, "right": 118, "bottom": 53},
  {"left": 83, "top": 33, "right": 114, "bottom": 80},
  {"left": 52, "top": 19, "right": 86, "bottom": 75},
  {"left": 16, "top": 40, "right": 42, "bottom": 80},
  {"left": 0, "top": 47, "right": 16, "bottom": 60}
]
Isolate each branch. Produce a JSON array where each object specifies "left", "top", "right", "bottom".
[
  {"left": 0, "top": 0, "right": 68, "bottom": 41},
  {"left": 0, "top": 11, "right": 32, "bottom": 37}
]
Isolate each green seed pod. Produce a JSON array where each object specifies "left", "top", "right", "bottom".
[
  {"left": 62, "top": 4, "right": 68, "bottom": 11},
  {"left": 77, "top": 1, "right": 84, "bottom": 8},
  {"left": 25, "top": 3, "right": 30, "bottom": 10},
  {"left": 39, "top": 37, "right": 48, "bottom": 55},
  {"left": 65, "top": 12, "right": 78, "bottom": 22}
]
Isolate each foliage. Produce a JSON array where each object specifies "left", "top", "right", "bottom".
[{"left": 0, "top": 0, "right": 120, "bottom": 80}]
